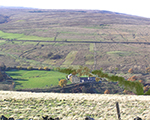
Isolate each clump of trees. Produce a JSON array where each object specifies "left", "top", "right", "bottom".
[
  {"left": 57, "top": 66, "right": 150, "bottom": 95},
  {"left": 92, "top": 69, "right": 145, "bottom": 95},
  {"left": 59, "top": 79, "right": 67, "bottom": 88}
]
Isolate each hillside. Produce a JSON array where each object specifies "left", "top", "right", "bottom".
[
  {"left": 0, "top": 8, "right": 150, "bottom": 81},
  {"left": 0, "top": 14, "right": 9, "bottom": 24}
]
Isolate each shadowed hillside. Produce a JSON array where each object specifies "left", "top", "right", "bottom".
[{"left": 0, "top": 14, "right": 9, "bottom": 24}]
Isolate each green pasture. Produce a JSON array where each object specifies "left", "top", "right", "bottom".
[
  {"left": 6, "top": 70, "right": 71, "bottom": 90},
  {"left": 0, "top": 30, "right": 53, "bottom": 41}
]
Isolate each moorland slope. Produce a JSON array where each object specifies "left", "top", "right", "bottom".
[{"left": 0, "top": 8, "right": 150, "bottom": 80}]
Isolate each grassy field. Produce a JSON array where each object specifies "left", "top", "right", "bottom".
[
  {"left": 0, "top": 91, "right": 150, "bottom": 120},
  {"left": 0, "top": 30, "right": 53, "bottom": 41},
  {"left": 6, "top": 70, "right": 71, "bottom": 90}
]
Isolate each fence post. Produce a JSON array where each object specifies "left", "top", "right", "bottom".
[{"left": 116, "top": 102, "right": 121, "bottom": 120}]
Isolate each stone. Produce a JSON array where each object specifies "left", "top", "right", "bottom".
[
  {"left": 134, "top": 117, "right": 142, "bottom": 120},
  {"left": 48, "top": 117, "right": 54, "bottom": 120},
  {"left": 0, "top": 115, "right": 8, "bottom": 120},
  {"left": 42, "top": 116, "right": 59, "bottom": 120},
  {"left": 42, "top": 116, "right": 48, "bottom": 120},
  {"left": 8, "top": 118, "right": 14, "bottom": 120},
  {"left": 85, "top": 116, "right": 94, "bottom": 120},
  {"left": 54, "top": 117, "right": 59, "bottom": 120}
]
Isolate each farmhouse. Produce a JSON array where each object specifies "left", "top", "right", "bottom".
[{"left": 69, "top": 74, "right": 102, "bottom": 83}]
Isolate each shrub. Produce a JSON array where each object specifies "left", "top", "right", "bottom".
[
  {"left": 59, "top": 79, "right": 67, "bottom": 88},
  {"left": 128, "top": 68, "right": 134, "bottom": 73},
  {"left": 146, "top": 67, "right": 150, "bottom": 73},
  {"left": 128, "top": 75, "right": 137, "bottom": 81},
  {"left": 123, "top": 89, "right": 128, "bottom": 94},
  {"left": 144, "top": 86, "right": 149, "bottom": 92},
  {"left": 95, "top": 77, "right": 100, "bottom": 82},
  {"left": 44, "top": 67, "right": 48, "bottom": 70},
  {"left": 27, "top": 66, "right": 33, "bottom": 70},
  {"left": 104, "top": 89, "right": 110, "bottom": 94},
  {"left": 138, "top": 80, "right": 144, "bottom": 85},
  {"left": 72, "top": 71, "right": 77, "bottom": 75},
  {"left": 88, "top": 73, "right": 94, "bottom": 77},
  {"left": 16, "top": 66, "right": 22, "bottom": 70},
  {"left": 38, "top": 67, "right": 43, "bottom": 70}
]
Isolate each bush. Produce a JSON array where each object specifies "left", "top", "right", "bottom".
[
  {"left": 146, "top": 67, "right": 150, "bottom": 73},
  {"left": 128, "top": 68, "right": 134, "bottom": 74},
  {"left": 104, "top": 89, "right": 110, "bottom": 94},
  {"left": 95, "top": 77, "right": 100, "bottom": 82},
  {"left": 59, "top": 79, "right": 67, "bottom": 88},
  {"left": 44, "top": 67, "right": 49, "bottom": 70},
  {"left": 144, "top": 86, "right": 149, "bottom": 92},
  {"left": 27, "top": 66, "right": 33, "bottom": 70},
  {"left": 128, "top": 75, "right": 137, "bottom": 81},
  {"left": 16, "top": 66, "right": 22, "bottom": 70},
  {"left": 138, "top": 80, "right": 144, "bottom": 85},
  {"left": 38, "top": 67, "right": 43, "bottom": 70}
]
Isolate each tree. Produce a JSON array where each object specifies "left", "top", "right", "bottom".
[
  {"left": 59, "top": 79, "right": 67, "bottom": 88},
  {"left": 27, "top": 66, "right": 33, "bottom": 70},
  {"left": 138, "top": 80, "right": 144, "bottom": 85},
  {"left": 38, "top": 67, "right": 43, "bottom": 70},
  {"left": 44, "top": 67, "right": 49, "bottom": 70},
  {"left": 128, "top": 75, "right": 137, "bottom": 81},
  {"left": 146, "top": 67, "right": 150, "bottom": 73},
  {"left": 95, "top": 77, "right": 100, "bottom": 82},
  {"left": 72, "top": 71, "right": 77, "bottom": 75},
  {"left": 16, "top": 66, "right": 22, "bottom": 70},
  {"left": 104, "top": 89, "right": 110, "bottom": 94},
  {"left": 144, "top": 86, "right": 149, "bottom": 92},
  {"left": 76, "top": 66, "right": 90, "bottom": 77},
  {"left": 128, "top": 68, "right": 134, "bottom": 74}
]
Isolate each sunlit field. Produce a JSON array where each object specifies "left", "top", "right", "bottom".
[{"left": 1, "top": 91, "right": 150, "bottom": 120}]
